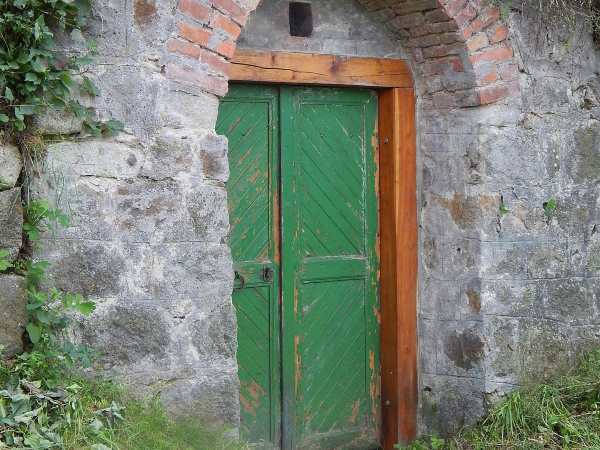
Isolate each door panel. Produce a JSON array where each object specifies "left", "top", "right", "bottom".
[
  {"left": 220, "top": 85, "right": 379, "bottom": 450},
  {"left": 281, "top": 88, "right": 380, "bottom": 450},
  {"left": 217, "top": 85, "right": 281, "bottom": 447}
]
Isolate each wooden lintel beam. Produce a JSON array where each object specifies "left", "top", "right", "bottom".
[{"left": 228, "top": 49, "right": 414, "bottom": 88}]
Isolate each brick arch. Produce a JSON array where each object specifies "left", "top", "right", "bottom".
[{"left": 165, "top": 0, "right": 519, "bottom": 107}]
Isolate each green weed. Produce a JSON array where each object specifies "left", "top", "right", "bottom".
[{"left": 398, "top": 348, "right": 600, "bottom": 450}]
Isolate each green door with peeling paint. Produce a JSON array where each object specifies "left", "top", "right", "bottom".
[{"left": 217, "top": 85, "right": 380, "bottom": 450}]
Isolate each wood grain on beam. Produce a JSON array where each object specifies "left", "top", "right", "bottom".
[
  {"left": 379, "top": 87, "right": 418, "bottom": 448},
  {"left": 228, "top": 49, "right": 413, "bottom": 88}
]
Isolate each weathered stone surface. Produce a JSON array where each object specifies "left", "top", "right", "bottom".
[
  {"left": 45, "top": 138, "right": 144, "bottom": 180},
  {"left": 0, "top": 188, "right": 23, "bottom": 261},
  {"left": 33, "top": 108, "right": 84, "bottom": 135},
  {"left": 237, "top": 0, "right": 406, "bottom": 59},
  {"left": 0, "top": 275, "right": 27, "bottom": 358},
  {"left": 0, "top": 144, "right": 22, "bottom": 190},
  {"left": 30, "top": 0, "right": 600, "bottom": 440},
  {"left": 38, "top": 239, "right": 128, "bottom": 298}
]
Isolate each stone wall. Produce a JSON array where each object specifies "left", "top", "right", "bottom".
[
  {"left": 237, "top": 0, "right": 406, "bottom": 57},
  {"left": 1, "top": 0, "right": 599, "bottom": 441},
  {"left": 30, "top": 0, "right": 240, "bottom": 429},
  {"left": 0, "top": 142, "right": 26, "bottom": 358},
  {"left": 417, "top": 9, "right": 600, "bottom": 434}
]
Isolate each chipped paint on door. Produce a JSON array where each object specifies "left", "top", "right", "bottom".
[
  {"left": 218, "top": 85, "right": 380, "bottom": 450},
  {"left": 217, "top": 85, "right": 281, "bottom": 447}
]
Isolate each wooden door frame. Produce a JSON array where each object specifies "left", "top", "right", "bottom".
[{"left": 228, "top": 49, "right": 418, "bottom": 448}]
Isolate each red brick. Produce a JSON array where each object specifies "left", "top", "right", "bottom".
[
  {"left": 422, "top": 55, "right": 464, "bottom": 75},
  {"left": 167, "top": 38, "right": 202, "bottom": 59},
  {"left": 425, "top": 8, "right": 450, "bottom": 23},
  {"left": 474, "top": 64, "right": 498, "bottom": 85},
  {"left": 488, "top": 23, "right": 508, "bottom": 43},
  {"left": 469, "top": 45, "right": 513, "bottom": 65},
  {"left": 440, "top": 31, "right": 463, "bottom": 44},
  {"left": 410, "top": 20, "right": 458, "bottom": 37},
  {"left": 177, "top": 21, "right": 211, "bottom": 45},
  {"left": 178, "top": 0, "right": 211, "bottom": 22},
  {"left": 423, "top": 42, "right": 464, "bottom": 58},
  {"left": 467, "top": 6, "right": 501, "bottom": 34},
  {"left": 406, "top": 34, "right": 442, "bottom": 48},
  {"left": 454, "top": 4, "right": 477, "bottom": 27},
  {"left": 422, "top": 59, "right": 444, "bottom": 76},
  {"left": 448, "top": 55, "right": 464, "bottom": 72},
  {"left": 198, "top": 48, "right": 229, "bottom": 74},
  {"left": 434, "top": 89, "right": 481, "bottom": 108},
  {"left": 215, "top": 39, "right": 236, "bottom": 58},
  {"left": 391, "top": 12, "right": 426, "bottom": 29},
  {"left": 466, "top": 32, "right": 489, "bottom": 52},
  {"left": 212, "top": 11, "right": 242, "bottom": 39},
  {"left": 477, "top": 80, "right": 519, "bottom": 104},
  {"left": 393, "top": 0, "right": 439, "bottom": 15},
  {"left": 165, "top": 62, "right": 228, "bottom": 96},
  {"left": 444, "top": 0, "right": 468, "bottom": 17},
  {"left": 212, "top": 0, "right": 247, "bottom": 25}
]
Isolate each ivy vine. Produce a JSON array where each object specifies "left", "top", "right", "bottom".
[{"left": 0, "top": 0, "right": 122, "bottom": 135}]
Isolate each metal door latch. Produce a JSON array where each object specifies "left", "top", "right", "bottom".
[
  {"left": 234, "top": 270, "right": 245, "bottom": 289},
  {"left": 262, "top": 266, "right": 274, "bottom": 282}
]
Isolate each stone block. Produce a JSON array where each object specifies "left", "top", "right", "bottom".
[
  {"left": 566, "top": 124, "right": 600, "bottom": 186},
  {"left": 0, "top": 275, "right": 27, "bottom": 358},
  {"left": 480, "top": 279, "right": 544, "bottom": 318},
  {"left": 38, "top": 239, "right": 129, "bottom": 298},
  {"left": 483, "top": 317, "right": 520, "bottom": 384},
  {"left": 437, "top": 321, "right": 485, "bottom": 377},
  {"left": 517, "top": 318, "right": 572, "bottom": 381},
  {"left": 77, "top": 301, "right": 172, "bottom": 367},
  {"left": 142, "top": 132, "right": 229, "bottom": 183},
  {"left": 424, "top": 192, "right": 499, "bottom": 239},
  {"left": 442, "top": 238, "right": 480, "bottom": 280},
  {"left": 161, "top": 368, "right": 240, "bottom": 426},
  {"left": 420, "top": 373, "right": 486, "bottom": 436},
  {"left": 480, "top": 241, "right": 528, "bottom": 280},
  {"left": 157, "top": 89, "right": 219, "bottom": 133},
  {"left": 136, "top": 242, "right": 233, "bottom": 299},
  {"left": 33, "top": 108, "right": 84, "bottom": 135},
  {"left": 45, "top": 138, "right": 144, "bottom": 180},
  {"left": 0, "top": 143, "right": 22, "bottom": 190},
  {"left": 190, "top": 302, "right": 237, "bottom": 360},
  {"left": 542, "top": 278, "right": 592, "bottom": 325},
  {"left": 0, "top": 188, "right": 23, "bottom": 262},
  {"left": 418, "top": 318, "right": 438, "bottom": 375}
]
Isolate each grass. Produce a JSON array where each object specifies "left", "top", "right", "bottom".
[
  {"left": 0, "top": 362, "right": 248, "bottom": 450},
  {"left": 400, "top": 348, "right": 600, "bottom": 450},
  {"left": 62, "top": 378, "right": 249, "bottom": 450}
]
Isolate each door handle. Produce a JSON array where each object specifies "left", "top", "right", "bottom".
[
  {"left": 262, "top": 266, "right": 274, "bottom": 282},
  {"left": 234, "top": 270, "right": 245, "bottom": 289}
]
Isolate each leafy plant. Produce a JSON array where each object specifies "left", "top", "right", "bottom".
[
  {"left": 543, "top": 198, "right": 558, "bottom": 219},
  {"left": 0, "top": 249, "right": 13, "bottom": 272},
  {"left": 0, "top": 0, "right": 123, "bottom": 135},
  {"left": 20, "top": 202, "right": 95, "bottom": 372},
  {"left": 24, "top": 199, "right": 69, "bottom": 242}
]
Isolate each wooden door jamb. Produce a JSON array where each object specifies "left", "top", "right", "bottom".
[{"left": 227, "top": 49, "right": 418, "bottom": 447}]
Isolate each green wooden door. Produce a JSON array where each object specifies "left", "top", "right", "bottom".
[
  {"left": 217, "top": 85, "right": 282, "bottom": 447},
  {"left": 218, "top": 85, "right": 380, "bottom": 450}
]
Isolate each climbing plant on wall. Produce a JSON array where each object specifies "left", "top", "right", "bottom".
[{"left": 0, "top": 0, "right": 122, "bottom": 134}]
